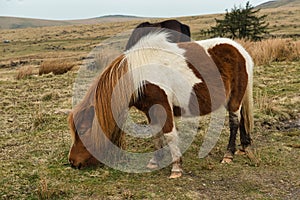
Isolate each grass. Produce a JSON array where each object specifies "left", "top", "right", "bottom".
[
  {"left": 16, "top": 65, "right": 35, "bottom": 80},
  {"left": 0, "top": 6, "right": 300, "bottom": 199}
]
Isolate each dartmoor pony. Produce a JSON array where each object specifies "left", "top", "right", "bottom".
[
  {"left": 125, "top": 19, "right": 191, "bottom": 50},
  {"left": 68, "top": 32, "right": 254, "bottom": 178}
]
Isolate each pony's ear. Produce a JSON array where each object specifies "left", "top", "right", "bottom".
[
  {"left": 85, "top": 106, "right": 94, "bottom": 122},
  {"left": 71, "top": 105, "right": 95, "bottom": 137}
]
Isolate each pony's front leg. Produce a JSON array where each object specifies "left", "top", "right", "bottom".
[
  {"left": 147, "top": 132, "right": 164, "bottom": 169},
  {"left": 164, "top": 127, "right": 183, "bottom": 178}
]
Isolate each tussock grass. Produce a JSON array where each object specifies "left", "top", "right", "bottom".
[
  {"left": 39, "top": 60, "right": 75, "bottom": 75},
  {"left": 16, "top": 66, "right": 34, "bottom": 80},
  {"left": 237, "top": 38, "right": 300, "bottom": 66},
  {"left": 255, "top": 90, "right": 274, "bottom": 114}
]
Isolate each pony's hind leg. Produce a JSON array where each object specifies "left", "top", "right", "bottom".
[
  {"left": 222, "top": 111, "right": 240, "bottom": 164},
  {"left": 238, "top": 107, "right": 252, "bottom": 152},
  {"left": 238, "top": 108, "right": 259, "bottom": 165}
]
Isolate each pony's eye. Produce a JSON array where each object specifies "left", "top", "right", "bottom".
[
  {"left": 77, "top": 127, "right": 90, "bottom": 136},
  {"left": 77, "top": 130, "right": 86, "bottom": 136}
]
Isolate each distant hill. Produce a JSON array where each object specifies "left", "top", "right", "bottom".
[
  {"left": 0, "top": 15, "right": 143, "bottom": 29},
  {"left": 97, "top": 15, "right": 140, "bottom": 19},
  {"left": 0, "top": 16, "right": 71, "bottom": 29},
  {"left": 256, "top": 0, "right": 300, "bottom": 9},
  {"left": 69, "top": 15, "right": 144, "bottom": 25}
]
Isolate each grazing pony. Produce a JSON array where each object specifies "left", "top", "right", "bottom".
[
  {"left": 125, "top": 19, "right": 191, "bottom": 50},
  {"left": 68, "top": 32, "right": 254, "bottom": 178}
]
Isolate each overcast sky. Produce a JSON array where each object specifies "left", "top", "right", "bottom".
[{"left": 0, "top": 0, "right": 269, "bottom": 20}]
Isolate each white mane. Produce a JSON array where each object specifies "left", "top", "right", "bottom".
[
  {"left": 124, "top": 31, "right": 188, "bottom": 97},
  {"left": 125, "top": 31, "right": 185, "bottom": 57}
]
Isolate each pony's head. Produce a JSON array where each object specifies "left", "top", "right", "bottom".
[
  {"left": 68, "top": 54, "right": 129, "bottom": 169},
  {"left": 68, "top": 106, "right": 100, "bottom": 169}
]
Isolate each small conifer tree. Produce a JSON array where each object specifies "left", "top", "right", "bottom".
[{"left": 203, "top": 2, "right": 269, "bottom": 41}]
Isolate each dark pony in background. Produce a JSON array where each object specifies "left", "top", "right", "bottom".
[
  {"left": 68, "top": 31, "right": 255, "bottom": 178},
  {"left": 125, "top": 19, "right": 191, "bottom": 50}
]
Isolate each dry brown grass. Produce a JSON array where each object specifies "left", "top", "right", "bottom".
[
  {"left": 16, "top": 65, "right": 34, "bottom": 80},
  {"left": 237, "top": 38, "right": 300, "bottom": 66},
  {"left": 39, "top": 59, "right": 75, "bottom": 75},
  {"left": 255, "top": 90, "right": 276, "bottom": 116}
]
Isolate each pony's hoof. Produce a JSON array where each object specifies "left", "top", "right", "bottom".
[
  {"left": 146, "top": 162, "right": 159, "bottom": 169},
  {"left": 235, "top": 149, "right": 246, "bottom": 155},
  {"left": 221, "top": 157, "right": 233, "bottom": 164},
  {"left": 169, "top": 171, "right": 182, "bottom": 179},
  {"left": 221, "top": 152, "right": 233, "bottom": 164}
]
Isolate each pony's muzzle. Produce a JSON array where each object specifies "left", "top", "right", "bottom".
[
  {"left": 68, "top": 155, "right": 102, "bottom": 169},
  {"left": 69, "top": 158, "right": 82, "bottom": 169}
]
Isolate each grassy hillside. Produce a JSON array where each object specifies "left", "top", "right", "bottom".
[
  {"left": 253, "top": 7, "right": 300, "bottom": 38},
  {"left": 0, "top": 13, "right": 298, "bottom": 67},
  {"left": 255, "top": 0, "right": 300, "bottom": 37}
]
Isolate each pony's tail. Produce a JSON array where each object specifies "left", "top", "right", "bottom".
[
  {"left": 241, "top": 68, "right": 254, "bottom": 135},
  {"left": 241, "top": 84, "right": 254, "bottom": 135}
]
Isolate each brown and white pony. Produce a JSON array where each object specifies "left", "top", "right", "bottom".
[
  {"left": 125, "top": 19, "right": 191, "bottom": 50},
  {"left": 68, "top": 32, "right": 254, "bottom": 178}
]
